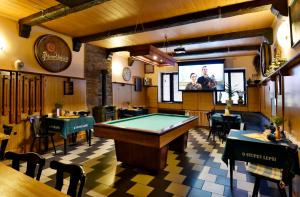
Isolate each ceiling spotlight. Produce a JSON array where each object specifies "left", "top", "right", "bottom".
[{"left": 174, "top": 47, "right": 186, "bottom": 54}]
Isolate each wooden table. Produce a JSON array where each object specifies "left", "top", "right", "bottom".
[
  {"left": 0, "top": 163, "right": 68, "bottom": 197},
  {"left": 94, "top": 113, "right": 198, "bottom": 171}
]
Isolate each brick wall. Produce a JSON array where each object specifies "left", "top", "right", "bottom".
[{"left": 84, "top": 44, "right": 112, "bottom": 111}]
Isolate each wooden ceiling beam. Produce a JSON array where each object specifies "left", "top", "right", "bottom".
[
  {"left": 56, "top": 0, "right": 98, "bottom": 7},
  {"left": 106, "top": 28, "right": 272, "bottom": 53},
  {"left": 74, "top": 0, "right": 279, "bottom": 45},
  {"left": 172, "top": 45, "right": 260, "bottom": 57},
  {"left": 18, "top": 0, "right": 110, "bottom": 38}
]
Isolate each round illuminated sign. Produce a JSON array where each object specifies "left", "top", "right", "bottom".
[{"left": 34, "top": 34, "right": 72, "bottom": 73}]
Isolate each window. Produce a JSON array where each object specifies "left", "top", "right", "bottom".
[
  {"left": 161, "top": 73, "right": 182, "bottom": 102},
  {"left": 215, "top": 70, "right": 246, "bottom": 105}
]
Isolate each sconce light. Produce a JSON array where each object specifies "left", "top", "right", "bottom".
[
  {"left": 0, "top": 37, "right": 6, "bottom": 52},
  {"left": 14, "top": 59, "right": 25, "bottom": 70}
]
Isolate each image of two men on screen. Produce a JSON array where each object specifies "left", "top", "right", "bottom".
[
  {"left": 185, "top": 66, "right": 216, "bottom": 90},
  {"left": 178, "top": 62, "right": 225, "bottom": 91}
]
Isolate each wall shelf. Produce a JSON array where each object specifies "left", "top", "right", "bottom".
[{"left": 260, "top": 51, "right": 300, "bottom": 85}]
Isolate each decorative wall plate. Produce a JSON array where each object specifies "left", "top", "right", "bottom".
[{"left": 34, "top": 34, "right": 72, "bottom": 73}]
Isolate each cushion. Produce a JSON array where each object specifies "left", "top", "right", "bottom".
[{"left": 247, "top": 163, "right": 282, "bottom": 181}]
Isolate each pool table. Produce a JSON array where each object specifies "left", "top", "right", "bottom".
[{"left": 94, "top": 113, "right": 198, "bottom": 171}]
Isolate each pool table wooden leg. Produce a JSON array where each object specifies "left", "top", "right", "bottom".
[
  {"left": 169, "top": 132, "right": 188, "bottom": 152},
  {"left": 114, "top": 140, "right": 168, "bottom": 172}
]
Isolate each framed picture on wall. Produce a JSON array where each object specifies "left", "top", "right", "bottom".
[
  {"left": 145, "top": 64, "right": 154, "bottom": 74},
  {"left": 64, "top": 80, "right": 74, "bottom": 95},
  {"left": 289, "top": 0, "right": 300, "bottom": 47}
]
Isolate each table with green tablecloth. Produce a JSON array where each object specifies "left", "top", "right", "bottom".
[
  {"left": 45, "top": 116, "right": 95, "bottom": 154},
  {"left": 211, "top": 113, "right": 242, "bottom": 122},
  {"left": 222, "top": 129, "right": 299, "bottom": 189}
]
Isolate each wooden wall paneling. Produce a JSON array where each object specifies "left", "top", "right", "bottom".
[
  {"left": 43, "top": 76, "right": 87, "bottom": 114},
  {"left": 112, "top": 83, "right": 132, "bottom": 107},
  {"left": 41, "top": 76, "right": 46, "bottom": 115},
  {"left": 29, "top": 78, "right": 35, "bottom": 114},
  {"left": 147, "top": 107, "right": 158, "bottom": 113},
  {"left": 2, "top": 74, "right": 10, "bottom": 116},
  {"left": 9, "top": 72, "right": 16, "bottom": 124},
  {"left": 182, "top": 92, "right": 198, "bottom": 110},
  {"left": 131, "top": 85, "right": 146, "bottom": 107},
  {"left": 200, "top": 111, "right": 209, "bottom": 126},
  {"left": 247, "top": 86, "right": 260, "bottom": 112},
  {"left": 187, "top": 110, "right": 201, "bottom": 125},
  {"left": 283, "top": 65, "right": 300, "bottom": 142},
  {"left": 35, "top": 76, "right": 41, "bottom": 113},
  {"left": 198, "top": 92, "right": 214, "bottom": 111},
  {"left": 22, "top": 75, "right": 29, "bottom": 113},
  {"left": 146, "top": 87, "right": 158, "bottom": 108},
  {"left": 158, "top": 103, "right": 183, "bottom": 109},
  {"left": 16, "top": 73, "right": 23, "bottom": 123}
]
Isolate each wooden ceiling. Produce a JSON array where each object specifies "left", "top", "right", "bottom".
[
  {"left": 89, "top": 11, "right": 274, "bottom": 48},
  {"left": 0, "top": 0, "right": 277, "bottom": 60}
]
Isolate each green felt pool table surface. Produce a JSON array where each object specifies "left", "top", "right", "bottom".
[{"left": 104, "top": 113, "right": 191, "bottom": 132}]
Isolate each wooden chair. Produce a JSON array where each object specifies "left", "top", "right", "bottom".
[
  {"left": 221, "top": 115, "right": 239, "bottom": 141},
  {"left": 29, "top": 115, "right": 56, "bottom": 154},
  {"left": 50, "top": 160, "right": 86, "bottom": 197},
  {"left": 0, "top": 125, "right": 13, "bottom": 160},
  {"left": 207, "top": 118, "right": 223, "bottom": 141},
  {"left": 247, "top": 145, "right": 298, "bottom": 197},
  {"left": 247, "top": 163, "right": 294, "bottom": 197},
  {"left": 4, "top": 151, "right": 45, "bottom": 180}
]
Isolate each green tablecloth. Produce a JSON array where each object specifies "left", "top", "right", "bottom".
[
  {"left": 46, "top": 116, "right": 95, "bottom": 139},
  {"left": 222, "top": 130, "right": 299, "bottom": 170}
]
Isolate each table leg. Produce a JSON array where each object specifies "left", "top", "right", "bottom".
[
  {"left": 45, "top": 136, "right": 49, "bottom": 152},
  {"left": 229, "top": 159, "right": 235, "bottom": 189},
  {"left": 88, "top": 129, "right": 91, "bottom": 146},
  {"left": 85, "top": 130, "right": 89, "bottom": 143},
  {"left": 64, "top": 139, "right": 67, "bottom": 155}
]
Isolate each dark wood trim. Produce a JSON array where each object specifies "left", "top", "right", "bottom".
[
  {"left": 173, "top": 45, "right": 260, "bottom": 57},
  {"left": 56, "top": 0, "right": 98, "bottom": 7},
  {"left": 107, "top": 28, "right": 273, "bottom": 54},
  {"left": 0, "top": 69, "right": 85, "bottom": 80},
  {"left": 112, "top": 82, "right": 134, "bottom": 86},
  {"left": 271, "top": 0, "right": 288, "bottom": 16},
  {"left": 75, "top": 0, "right": 275, "bottom": 43},
  {"left": 18, "top": 0, "right": 110, "bottom": 38}
]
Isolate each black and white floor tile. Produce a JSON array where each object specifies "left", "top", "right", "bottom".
[{"left": 20, "top": 128, "right": 300, "bottom": 196}]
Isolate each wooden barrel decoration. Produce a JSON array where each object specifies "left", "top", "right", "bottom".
[
  {"left": 34, "top": 35, "right": 72, "bottom": 73},
  {"left": 260, "top": 43, "right": 271, "bottom": 77}
]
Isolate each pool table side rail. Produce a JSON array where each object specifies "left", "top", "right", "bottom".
[
  {"left": 98, "top": 115, "right": 198, "bottom": 135},
  {"left": 103, "top": 113, "right": 191, "bottom": 125}
]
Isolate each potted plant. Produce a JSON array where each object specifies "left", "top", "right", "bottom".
[
  {"left": 271, "top": 116, "right": 283, "bottom": 139},
  {"left": 237, "top": 91, "right": 245, "bottom": 105},
  {"left": 225, "top": 83, "right": 238, "bottom": 108}
]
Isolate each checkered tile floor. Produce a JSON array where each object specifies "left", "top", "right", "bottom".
[{"left": 25, "top": 128, "right": 300, "bottom": 196}]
